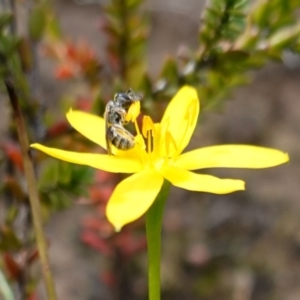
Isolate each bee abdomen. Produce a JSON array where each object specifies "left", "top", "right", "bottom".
[
  {"left": 107, "top": 126, "right": 135, "bottom": 150},
  {"left": 117, "top": 137, "right": 135, "bottom": 150}
]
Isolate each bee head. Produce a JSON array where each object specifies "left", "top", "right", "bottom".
[
  {"left": 114, "top": 92, "right": 131, "bottom": 107},
  {"left": 113, "top": 89, "right": 142, "bottom": 111}
]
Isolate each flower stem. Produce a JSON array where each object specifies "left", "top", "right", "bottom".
[
  {"left": 146, "top": 180, "right": 171, "bottom": 300},
  {"left": 4, "top": 78, "right": 58, "bottom": 300}
]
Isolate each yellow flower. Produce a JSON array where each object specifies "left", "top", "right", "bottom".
[{"left": 31, "top": 86, "right": 289, "bottom": 231}]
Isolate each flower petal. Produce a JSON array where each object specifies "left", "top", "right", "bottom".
[
  {"left": 161, "top": 86, "right": 199, "bottom": 155},
  {"left": 162, "top": 166, "right": 245, "bottom": 194},
  {"left": 31, "top": 143, "right": 143, "bottom": 173},
  {"left": 66, "top": 109, "right": 107, "bottom": 149},
  {"left": 174, "top": 145, "right": 289, "bottom": 170},
  {"left": 106, "top": 170, "right": 164, "bottom": 231}
]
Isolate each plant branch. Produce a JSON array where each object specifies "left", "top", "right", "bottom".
[
  {"left": 4, "top": 78, "right": 58, "bottom": 300},
  {"left": 118, "top": 0, "right": 129, "bottom": 79}
]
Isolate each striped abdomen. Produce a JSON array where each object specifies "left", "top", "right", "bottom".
[{"left": 106, "top": 125, "right": 135, "bottom": 150}]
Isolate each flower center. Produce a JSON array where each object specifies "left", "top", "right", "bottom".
[
  {"left": 139, "top": 116, "right": 177, "bottom": 171},
  {"left": 126, "top": 101, "right": 180, "bottom": 171}
]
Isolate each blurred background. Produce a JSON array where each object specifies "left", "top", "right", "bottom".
[{"left": 1, "top": 0, "right": 300, "bottom": 299}]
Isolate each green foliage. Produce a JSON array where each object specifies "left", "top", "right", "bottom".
[
  {"left": 103, "top": 0, "right": 148, "bottom": 88},
  {"left": 0, "top": 35, "right": 20, "bottom": 58},
  {"left": 141, "top": 0, "right": 300, "bottom": 109},
  {"left": 251, "top": 0, "right": 300, "bottom": 33},
  {"left": 0, "top": 13, "right": 19, "bottom": 79},
  {"left": 1, "top": 1, "right": 300, "bottom": 297},
  {"left": 28, "top": 4, "right": 48, "bottom": 41},
  {"left": 199, "top": 0, "right": 248, "bottom": 48},
  {"left": 38, "top": 160, "right": 94, "bottom": 211},
  {"left": 0, "top": 227, "right": 22, "bottom": 252},
  {"left": 0, "top": 13, "right": 13, "bottom": 31},
  {"left": 0, "top": 12, "right": 31, "bottom": 104}
]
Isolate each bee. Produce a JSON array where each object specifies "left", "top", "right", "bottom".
[
  {"left": 113, "top": 88, "right": 142, "bottom": 112},
  {"left": 104, "top": 89, "right": 142, "bottom": 155}
]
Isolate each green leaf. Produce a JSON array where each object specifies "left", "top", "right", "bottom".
[
  {"left": 38, "top": 160, "right": 94, "bottom": 211},
  {"left": 126, "top": 0, "right": 143, "bottom": 11},
  {"left": 0, "top": 36, "right": 20, "bottom": 57},
  {"left": 268, "top": 24, "right": 300, "bottom": 50},
  {"left": 199, "top": 0, "right": 248, "bottom": 46},
  {"left": 46, "top": 14, "right": 62, "bottom": 39},
  {"left": 28, "top": 5, "right": 47, "bottom": 41},
  {"left": 0, "top": 13, "right": 13, "bottom": 32},
  {"left": 138, "top": 74, "right": 153, "bottom": 95},
  {"left": 0, "top": 227, "right": 22, "bottom": 252},
  {"left": 159, "top": 58, "right": 179, "bottom": 83},
  {"left": 0, "top": 270, "right": 14, "bottom": 300}
]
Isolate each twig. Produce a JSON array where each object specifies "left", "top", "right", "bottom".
[{"left": 4, "top": 78, "right": 58, "bottom": 300}]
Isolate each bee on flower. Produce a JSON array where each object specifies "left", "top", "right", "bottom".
[
  {"left": 104, "top": 89, "right": 142, "bottom": 155},
  {"left": 31, "top": 86, "right": 289, "bottom": 231}
]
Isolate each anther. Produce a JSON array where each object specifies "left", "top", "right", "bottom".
[
  {"left": 125, "top": 101, "right": 141, "bottom": 123},
  {"left": 142, "top": 116, "right": 154, "bottom": 138}
]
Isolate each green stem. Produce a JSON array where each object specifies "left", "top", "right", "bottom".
[
  {"left": 0, "top": 269, "right": 15, "bottom": 300},
  {"left": 146, "top": 180, "right": 171, "bottom": 300},
  {"left": 4, "top": 78, "right": 58, "bottom": 300}
]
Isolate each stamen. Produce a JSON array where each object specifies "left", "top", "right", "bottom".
[
  {"left": 134, "top": 133, "right": 147, "bottom": 165},
  {"left": 133, "top": 119, "right": 145, "bottom": 152},
  {"left": 134, "top": 132, "right": 144, "bottom": 147},
  {"left": 147, "top": 131, "right": 152, "bottom": 153},
  {"left": 134, "top": 119, "right": 141, "bottom": 136},
  {"left": 126, "top": 101, "right": 140, "bottom": 122},
  {"left": 142, "top": 116, "right": 155, "bottom": 155},
  {"left": 142, "top": 116, "right": 154, "bottom": 138}
]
